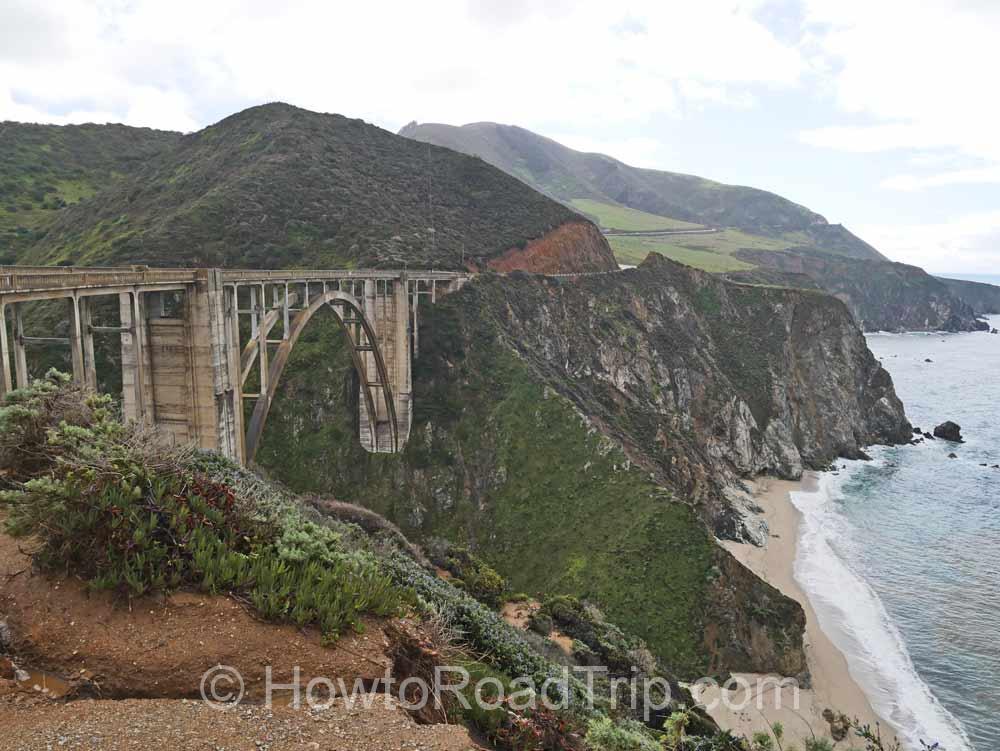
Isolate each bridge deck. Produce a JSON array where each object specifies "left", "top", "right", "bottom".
[{"left": 0, "top": 266, "right": 468, "bottom": 299}]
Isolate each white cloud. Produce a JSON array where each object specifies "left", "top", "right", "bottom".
[
  {"left": 798, "top": 0, "right": 1000, "bottom": 162},
  {"left": 881, "top": 165, "right": 1000, "bottom": 191},
  {"left": 858, "top": 210, "right": 1000, "bottom": 273},
  {"left": 0, "top": 0, "right": 802, "bottom": 133}
]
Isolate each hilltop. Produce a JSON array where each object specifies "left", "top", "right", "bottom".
[
  {"left": 400, "top": 121, "right": 994, "bottom": 331},
  {"left": 18, "top": 104, "right": 615, "bottom": 273}
]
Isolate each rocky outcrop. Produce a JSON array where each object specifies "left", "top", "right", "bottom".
[
  {"left": 735, "top": 248, "right": 987, "bottom": 332},
  {"left": 486, "top": 220, "right": 617, "bottom": 274},
  {"left": 934, "top": 421, "right": 963, "bottom": 442}
]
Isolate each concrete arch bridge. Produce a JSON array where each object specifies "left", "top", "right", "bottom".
[{"left": 0, "top": 266, "right": 470, "bottom": 464}]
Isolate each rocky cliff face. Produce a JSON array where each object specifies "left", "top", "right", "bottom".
[
  {"left": 474, "top": 255, "right": 911, "bottom": 538},
  {"left": 937, "top": 276, "right": 1000, "bottom": 315},
  {"left": 735, "top": 249, "right": 988, "bottom": 332},
  {"left": 254, "top": 256, "right": 909, "bottom": 679}
]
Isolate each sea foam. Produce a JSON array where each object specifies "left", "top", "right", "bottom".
[{"left": 790, "top": 464, "right": 974, "bottom": 751}]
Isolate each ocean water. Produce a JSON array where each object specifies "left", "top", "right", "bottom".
[
  {"left": 935, "top": 272, "right": 1000, "bottom": 287},
  {"left": 789, "top": 314, "right": 999, "bottom": 751}
]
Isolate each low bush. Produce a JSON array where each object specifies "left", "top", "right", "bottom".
[
  {"left": 426, "top": 540, "right": 508, "bottom": 609},
  {"left": 585, "top": 716, "right": 661, "bottom": 751},
  {"left": 538, "top": 595, "right": 648, "bottom": 676},
  {"left": 528, "top": 611, "right": 555, "bottom": 635},
  {"left": 0, "top": 372, "right": 404, "bottom": 640}
]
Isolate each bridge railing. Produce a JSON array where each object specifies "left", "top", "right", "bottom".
[{"left": 0, "top": 266, "right": 201, "bottom": 295}]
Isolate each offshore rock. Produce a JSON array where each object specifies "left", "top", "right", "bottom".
[{"left": 934, "top": 421, "right": 964, "bottom": 442}]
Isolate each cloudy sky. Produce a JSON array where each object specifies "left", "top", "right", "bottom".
[{"left": 3, "top": 0, "right": 998, "bottom": 274}]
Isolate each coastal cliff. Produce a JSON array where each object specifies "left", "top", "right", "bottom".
[
  {"left": 255, "top": 254, "right": 910, "bottom": 677},
  {"left": 734, "top": 249, "right": 988, "bottom": 332}
]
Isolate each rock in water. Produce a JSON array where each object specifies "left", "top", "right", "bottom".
[
  {"left": 948, "top": 453, "right": 958, "bottom": 459},
  {"left": 992, "top": 328, "right": 998, "bottom": 334},
  {"left": 933, "top": 421, "right": 964, "bottom": 442}
]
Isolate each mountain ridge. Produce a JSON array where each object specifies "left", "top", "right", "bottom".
[
  {"left": 17, "top": 104, "right": 616, "bottom": 273},
  {"left": 399, "top": 120, "right": 998, "bottom": 332},
  {"left": 399, "top": 120, "right": 886, "bottom": 261}
]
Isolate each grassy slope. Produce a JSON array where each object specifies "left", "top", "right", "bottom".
[
  {"left": 569, "top": 199, "right": 703, "bottom": 231},
  {"left": 0, "top": 122, "right": 180, "bottom": 262},
  {"left": 611, "top": 234, "right": 762, "bottom": 271},
  {"left": 255, "top": 307, "right": 718, "bottom": 674},
  {"left": 23, "top": 105, "right": 601, "bottom": 271}
]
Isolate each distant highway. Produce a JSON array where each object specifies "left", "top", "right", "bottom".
[{"left": 601, "top": 228, "right": 720, "bottom": 237}]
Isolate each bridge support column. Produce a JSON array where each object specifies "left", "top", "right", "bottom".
[
  {"left": 120, "top": 291, "right": 151, "bottom": 423},
  {"left": 0, "top": 303, "right": 11, "bottom": 397},
  {"left": 68, "top": 297, "right": 86, "bottom": 385},
  {"left": 395, "top": 275, "right": 412, "bottom": 445},
  {"left": 78, "top": 297, "right": 97, "bottom": 389},
  {"left": 363, "top": 278, "right": 384, "bottom": 423},
  {"left": 189, "top": 269, "right": 242, "bottom": 461},
  {"left": 12, "top": 303, "right": 28, "bottom": 388}
]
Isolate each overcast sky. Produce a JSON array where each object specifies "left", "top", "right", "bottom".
[{"left": 3, "top": 0, "right": 998, "bottom": 274}]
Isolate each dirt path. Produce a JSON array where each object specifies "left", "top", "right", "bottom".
[
  {"left": 0, "top": 692, "right": 477, "bottom": 750},
  {"left": 0, "top": 531, "right": 480, "bottom": 749}
]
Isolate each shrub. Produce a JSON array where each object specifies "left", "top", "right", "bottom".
[
  {"left": 528, "top": 611, "right": 554, "bottom": 635},
  {"left": 538, "top": 594, "right": 647, "bottom": 676},
  {"left": 0, "top": 373, "right": 404, "bottom": 640},
  {"left": 585, "top": 717, "right": 661, "bottom": 751},
  {"left": 426, "top": 541, "right": 508, "bottom": 609}
]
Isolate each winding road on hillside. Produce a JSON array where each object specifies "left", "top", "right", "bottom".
[{"left": 601, "top": 227, "right": 720, "bottom": 237}]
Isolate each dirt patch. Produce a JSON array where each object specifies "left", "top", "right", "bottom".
[
  {"left": 499, "top": 600, "right": 574, "bottom": 657},
  {"left": 0, "top": 694, "right": 478, "bottom": 750},
  {"left": 0, "top": 532, "right": 391, "bottom": 700},
  {"left": 549, "top": 632, "right": 574, "bottom": 656},
  {"left": 500, "top": 599, "right": 538, "bottom": 630},
  {"left": 487, "top": 221, "right": 617, "bottom": 274}
]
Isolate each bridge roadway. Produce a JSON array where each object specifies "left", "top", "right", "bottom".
[{"left": 0, "top": 266, "right": 470, "bottom": 463}]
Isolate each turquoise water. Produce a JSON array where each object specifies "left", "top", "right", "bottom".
[{"left": 789, "top": 315, "right": 999, "bottom": 751}]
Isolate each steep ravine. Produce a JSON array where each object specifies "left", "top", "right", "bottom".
[{"left": 255, "top": 256, "right": 910, "bottom": 679}]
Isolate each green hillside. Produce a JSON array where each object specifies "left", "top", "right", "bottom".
[
  {"left": 568, "top": 199, "right": 703, "bottom": 231},
  {"left": 610, "top": 236, "right": 757, "bottom": 272},
  {"left": 0, "top": 122, "right": 180, "bottom": 262},
  {"left": 23, "top": 104, "right": 610, "bottom": 271}
]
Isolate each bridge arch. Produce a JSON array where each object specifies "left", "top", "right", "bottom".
[{"left": 243, "top": 289, "right": 398, "bottom": 461}]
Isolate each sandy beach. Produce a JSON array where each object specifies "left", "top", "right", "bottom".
[{"left": 693, "top": 473, "right": 895, "bottom": 749}]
